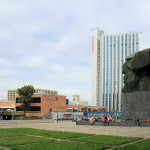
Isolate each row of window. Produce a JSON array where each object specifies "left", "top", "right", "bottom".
[
  {"left": 104, "top": 33, "right": 139, "bottom": 40},
  {"left": 16, "top": 97, "right": 41, "bottom": 103},
  {"left": 16, "top": 106, "right": 41, "bottom": 112},
  {"left": 100, "top": 36, "right": 139, "bottom": 110},
  {"left": 108, "top": 43, "right": 138, "bottom": 46},
  {"left": 103, "top": 93, "right": 120, "bottom": 111}
]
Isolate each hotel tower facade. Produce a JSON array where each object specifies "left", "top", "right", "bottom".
[{"left": 92, "top": 28, "right": 141, "bottom": 112}]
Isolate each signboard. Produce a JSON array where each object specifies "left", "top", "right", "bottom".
[{"left": 46, "top": 96, "right": 57, "bottom": 100}]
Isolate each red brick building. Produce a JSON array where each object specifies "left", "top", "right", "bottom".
[
  {"left": 0, "top": 94, "right": 107, "bottom": 117},
  {"left": 15, "top": 94, "right": 67, "bottom": 117},
  {"left": 0, "top": 102, "right": 15, "bottom": 110}
]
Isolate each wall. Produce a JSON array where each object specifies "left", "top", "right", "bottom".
[
  {"left": 0, "top": 102, "right": 15, "bottom": 108},
  {"left": 15, "top": 94, "right": 66, "bottom": 117},
  {"left": 122, "top": 91, "right": 150, "bottom": 120}
]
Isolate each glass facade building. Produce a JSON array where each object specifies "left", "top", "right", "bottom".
[{"left": 92, "top": 28, "right": 141, "bottom": 112}]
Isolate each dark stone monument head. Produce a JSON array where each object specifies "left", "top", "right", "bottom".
[{"left": 122, "top": 48, "right": 150, "bottom": 120}]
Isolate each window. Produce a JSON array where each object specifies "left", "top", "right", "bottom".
[
  {"left": 16, "top": 106, "right": 41, "bottom": 112},
  {"left": 32, "top": 97, "right": 41, "bottom": 103},
  {"left": 16, "top": 97, "right": 41, "bottom": 103}
]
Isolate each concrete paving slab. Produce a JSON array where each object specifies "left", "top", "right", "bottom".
[{"left": 0, "top": 120, "right": 150, "bottom": 138}]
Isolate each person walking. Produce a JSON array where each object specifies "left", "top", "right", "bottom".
[
  {"left": 137, "top": 117, "right": 140, "bottom": 127},
  {"left": 107, "top": 117, "right": 110, "bottom": 126}
]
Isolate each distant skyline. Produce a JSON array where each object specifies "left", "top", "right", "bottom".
[{"left": 0, "top": 0, "right": 150, "bottom": 104}]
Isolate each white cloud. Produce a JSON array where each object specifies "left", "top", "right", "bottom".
[
  {"left": 0, "top": 0, "right": 150, "bottom": 104},
  {"left": 21, "top": 55, "right": 46, "bottom": 68},
  {"left": 0, "top": 58, "right": 10, "bottom": 66}
]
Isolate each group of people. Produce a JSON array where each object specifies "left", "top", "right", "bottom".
[
  {"left": 77, "top": 115, "right": 120, "bottom": 126},
  {"left": 102, "top": 116, "right": 112, "bottom": 125},
  {"left": 89, "top": 115, "right": 113, "bottom": 125},
  {"left": 78, "top": 115, "right": 143, "bottom": 127}
]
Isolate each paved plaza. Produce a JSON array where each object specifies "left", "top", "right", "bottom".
[{"left": 0, "top": 120, "right": 150, "bottom": 138}]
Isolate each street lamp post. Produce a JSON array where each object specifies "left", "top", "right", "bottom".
[{"left": 55, "top": 112, "right": 58, "bottom": 123}]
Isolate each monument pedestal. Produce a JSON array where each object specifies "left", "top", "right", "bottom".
[{"left": 122, "top": 91, "right": 150, "bottom": 120}]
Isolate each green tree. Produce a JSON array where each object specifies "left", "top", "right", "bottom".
[{"left": 17, "top": 85, "right": 35, "bottom": 117}]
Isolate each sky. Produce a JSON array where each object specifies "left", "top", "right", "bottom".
[{"left": 0, "top": 0, "right": 150, "bottom": 103}]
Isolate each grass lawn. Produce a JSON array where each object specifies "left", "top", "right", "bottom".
[
  {"left": 10, "top": 141, "right": 106, "bottom": 150},
  {"left": 0, "top": 130, "right": 24, "bottom": 137},
  {"left": 0, "top": 128, "right": 146, "bottom": 150},
  {"left": 71, "top": 135, "right": 142, "bottom": 146},
  {"left": 1, "top": 128, "right": 92, "bottom": 139},
  {"left": 0, "top": 136, "right": 52, "bottom": 146},
  {"left": 113, "top": 139, "right": 150, "bottom": 150}
]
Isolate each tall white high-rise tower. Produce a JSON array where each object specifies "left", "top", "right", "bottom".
[{"left": 92, "top": 28, "right": 141, "bottom": 112}]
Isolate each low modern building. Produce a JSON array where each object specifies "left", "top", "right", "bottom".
[
  {"left": 0, "top": 102, "right": 15, "bottom": 111},
  {"left": 0, "top": 102, "right": 15, "bottom": 120},
  {"left": 0, "top": 93, "right": 107, "bottom": 119},
  {"left": 72, "top": 95, "right": 88, "bottom": 106},
  {"left": 8, "top": 89, "right": 58, "bottom": 101},
  {"left": 15, "top": 94, "right": 107, "bottom": 117},
  {"left": 15, "top": 94, "right": 66, "bottom": 116}
]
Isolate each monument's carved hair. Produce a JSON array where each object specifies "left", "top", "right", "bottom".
[{"left": 122, "top": 48, "right": 150, "bottom": 93}]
